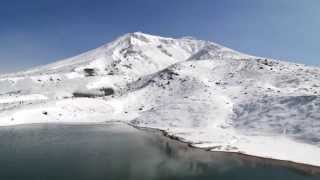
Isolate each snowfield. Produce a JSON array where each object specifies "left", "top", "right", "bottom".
[{"left": 0, "top": 32, "right": 320, "bottom": 166}]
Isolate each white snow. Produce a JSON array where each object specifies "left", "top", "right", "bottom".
[
  {"left": 0, "top": 32, "right": 319, "bottom": 167},
  {"left": 0, "top": 94, "right": 48, "bottom": 104},
  {"left": 0, "top": 98, "right": 114, "bottom": 126}
]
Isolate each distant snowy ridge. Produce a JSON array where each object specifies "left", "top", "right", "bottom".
[{"left": 0, "top": 32, "right": 319, "bottom": 167}]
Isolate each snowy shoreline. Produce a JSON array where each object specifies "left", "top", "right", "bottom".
[{"left": 131, "top": 123, "right": 320, "bottom": 176}]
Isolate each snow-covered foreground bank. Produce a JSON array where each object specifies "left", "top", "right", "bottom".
[{"left": 0, "top": 32, "right": 319, "bottom": 167}]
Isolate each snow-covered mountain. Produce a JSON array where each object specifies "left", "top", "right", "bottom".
[{"left": 0, "top": 32, "right": 319, "bottom": 166}]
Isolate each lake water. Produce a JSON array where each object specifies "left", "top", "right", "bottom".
[{"left": 0, "top": 123, "right": 318, "bottom": 180}]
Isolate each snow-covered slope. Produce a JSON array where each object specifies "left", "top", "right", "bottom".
[{"left": 1, "top": 32, "right": 320, "bottom": 167}]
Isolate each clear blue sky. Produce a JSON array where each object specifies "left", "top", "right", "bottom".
[{"left": 0, "top": 0, "right": 319, "bottom": 73}]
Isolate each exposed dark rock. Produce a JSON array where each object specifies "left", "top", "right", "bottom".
[{"left": 83, "top": 68, "right": 97, "bottom": 76}]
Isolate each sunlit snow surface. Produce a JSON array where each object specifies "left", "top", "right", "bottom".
[{"left": 0, "top": 32, "right": 320, "bottom": 166}]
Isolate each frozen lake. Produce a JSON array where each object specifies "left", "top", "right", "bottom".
[{"left": 0, "top": 123, "right": 318, "bottom": 180}]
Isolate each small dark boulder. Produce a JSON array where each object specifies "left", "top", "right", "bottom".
[
  {"left": 84, "top": 68, "right": 97, "bottom": 77},
  {"left": 100, "top": 88, "right": 115, "bottom": 96}
]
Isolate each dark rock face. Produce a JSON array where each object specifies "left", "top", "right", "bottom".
[
  {"left": 72, "top": 87, "right": 115, "bottom": 98},
  {"left": 83, "top": 68, "right": 97, "bottom": 77},
  {"left": 100, "top": 88, "right": 115, "bottom": 96}
]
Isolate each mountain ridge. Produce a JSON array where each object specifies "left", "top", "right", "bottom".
[{"left": 1, "top": 32, "right": 253, "bottom": 77}]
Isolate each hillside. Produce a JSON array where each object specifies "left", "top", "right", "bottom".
[{"left": 0, "top": 32, "right": 319, "bottom": 166}]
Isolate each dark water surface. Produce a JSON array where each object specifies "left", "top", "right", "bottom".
[{"left": 0, "top": 123, "right": 318, "bottom": 180}]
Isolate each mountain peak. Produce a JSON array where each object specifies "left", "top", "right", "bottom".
[
  {"left": 121, "top": 32, "right": 164, "bottom": 41},
  {"left": 1, "top": 32, "right": 253, "bottom": 78}
]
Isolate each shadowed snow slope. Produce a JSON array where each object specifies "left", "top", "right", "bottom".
[{"left": 0, "top": 32, "right": 320, "bottom": 166}]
